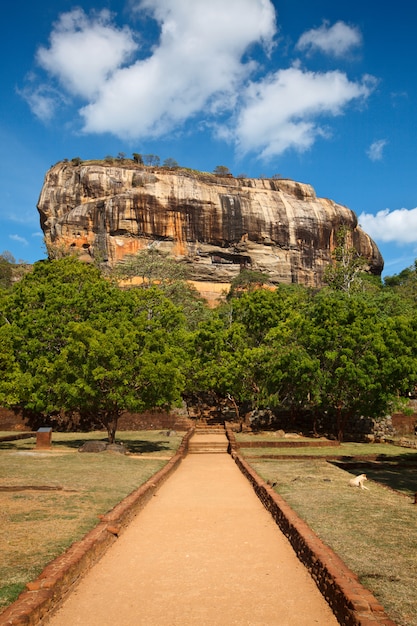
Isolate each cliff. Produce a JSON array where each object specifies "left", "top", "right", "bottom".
[{"left": 37, "top": 161, "right": 383, "bottom": 289}]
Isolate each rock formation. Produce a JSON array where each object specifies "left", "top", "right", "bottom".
[{"left": 38, "top": 161, "right": 383, "bottom": 292}]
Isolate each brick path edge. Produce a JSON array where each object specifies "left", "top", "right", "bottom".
[
  {"left": 225, "top": 426, "right": 397, "bottom": 626},
  {"left": 0, "top": 428, "right": 195, "bottom": 626}
]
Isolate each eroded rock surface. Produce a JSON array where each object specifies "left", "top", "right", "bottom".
[{"left": 38, "top": 162, "right": 383, "bottom": 288}]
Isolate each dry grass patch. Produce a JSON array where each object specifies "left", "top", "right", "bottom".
[
  {"left": 235, "top": 432, "right": 315, "bottom": 442},
  {"left": 239, "top": 440, "right": 417, "bottom": 457},
  {"left": 0, "top": 430, "right": 184, "bottom": 610},
  {"left": 249, "top": 457, "right": 417, "bottom": 626}
]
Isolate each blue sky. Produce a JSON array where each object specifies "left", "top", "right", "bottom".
[{"left": 1, "top": 0, "right": 416, "bottom": 277}]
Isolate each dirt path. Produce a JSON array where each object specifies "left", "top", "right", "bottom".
[{"left": 44, "top": 451, "right": 338, "bottom": 626}]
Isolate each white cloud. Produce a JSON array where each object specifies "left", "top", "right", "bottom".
[
  {"left": 359, "top": 208, "right": 417, "bottom": 243},
  {"left": 44, "top": 0, "right": 276, "bottom": 139},
  {"left": 18, "top": 85, "right": 62, "bottom": 122},
  {"left": 23, "top": 3, "right": 376, "bottom": 158},
  {"left": 9, "top": 234, "right": 28, "bottom": 245},
  {"left": 36, "top": 9, "right": 138, "bottom": 100},
  {"left": 235, "top": 67, "right": 375, "bottom": 157},
  {"left": 296, "top": 20, "right": 362, "bottom": 57},
  {"left": 367, "top": 139, "right": 387, "bottom": 161}
]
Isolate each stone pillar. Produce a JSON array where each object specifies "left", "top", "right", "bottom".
[{"left": 36, "top": 427, "right": 52, "bottom": 449}]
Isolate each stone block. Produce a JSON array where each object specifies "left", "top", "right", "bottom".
[{"left": 36, "top": 427, "right": 52, "bottom": 449}]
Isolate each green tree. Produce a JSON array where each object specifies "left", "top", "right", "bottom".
[
  {"left": 213, "top": 165, "right": 231, "bottom": 176},
  {"left": 185, "top": 314, "right": 255, "bottom": 422},
  {"left": 163, "top": 157, "right": 179, "bottom": 168},
  {"left": 49, "top": 316, "right": 185, "bottom": 442},
  {"left": 0, "top": 322, "right": 23, "bottom": 407},
  {"left": 384, "top": 260, "right": 417, "bottom": 304},
  {"left": 227, "top": 285, "right": 310, "bottom": 346},
  {"left": 251, "top": 308, "right": 322, "bottom": 424},
  {"left": 324, "top": 226, "right": 367, "bottom": 294},
  {"left": 0, "top": 258, "right": 189, "bottom": 442},
  {"left": 226, "top": 269, "right": 269, "bottom": 300},
  {"left": 132, "top": 153, "right": 144, "bottom": 164},
  {"left": 186, "top": 287, "right": 310, "bottom": 421},
  {"left": 217, "top": 284, "right": 417, "bottom": 439},
  {"left": 0, "top": 251, "right": 16, "bottom": 290},
  {"left": 308, "top": 291, "right": 417, "bottom": 440},
  {"left": 143, "top": 154, "right": 160, "bottom": 166},
  {"left": 115, "top": 250, "right": 209, "bottom": 330},
  {"left": 156, "top": 280, "right": 211, "bottom": 331},
  {"left": 114, "top": 249, "right": 189, "bottom": 286}
]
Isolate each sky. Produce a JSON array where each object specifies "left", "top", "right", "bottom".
[{"left": 1, "top": 0, "right": 416, "bottom": 278}]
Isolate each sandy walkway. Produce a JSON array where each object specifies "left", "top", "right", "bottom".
[{"left": 44, "top": 452, "right": 338, "bottom": 625}]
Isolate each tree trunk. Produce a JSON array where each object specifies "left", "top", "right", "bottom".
[
  {"left": 312, "top": 409, "right": 318, "bottom": 437},
  {"left": 336, "top": 405, "right": 344, "bottom": 442},
  {"left": 105, "top": 414, "right": 119, "bottom": 444},
  {"left": 227, "top": 394, "right": 240, "bottom": 426}
]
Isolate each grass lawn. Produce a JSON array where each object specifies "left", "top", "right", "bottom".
[
  {"left": 248, "top": 454, "right": 417, "bottom": 626},
  {"left": 238, "top": 439, "right": 417, "bottom": 458},
  {"left": 0, "top": 430, "right": 185, "bottom": 611}
]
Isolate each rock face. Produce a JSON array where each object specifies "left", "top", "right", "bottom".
[{"left": 38, "top": 161, "right": 383, "bottom": 289}]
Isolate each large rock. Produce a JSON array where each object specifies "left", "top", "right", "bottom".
[
  {"left": 78, "top": 440, "right": 107, "bottom": 453},
  {"left": 38, "top": 161, "right": 383, "bottom": 289}
]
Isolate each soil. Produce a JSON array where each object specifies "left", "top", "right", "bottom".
[{"left": 44, "top": 450, "right": 338, "bottom": 625}]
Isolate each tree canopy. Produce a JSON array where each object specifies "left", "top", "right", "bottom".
[
  {"left": 1, "top": 255, "right": 417, "bottom": 441},
  {"left": 0, "top": 258, "right": 189, "bottom": 442},
  {"left": 186, "top": 282, "right": 417, "bottom": 439},
  {"left": 323, "top": 225, "right": 367, "bottom": 293},
  {"left": 114, "top": 248, "right": 189, "bottom": 285}
]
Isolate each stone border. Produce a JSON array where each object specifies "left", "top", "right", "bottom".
[
  {"left": 1, "top": 426, "right": 398, "bottom": 626},
  {"left": 225, "top": 425, "right": 397, "bottom": 626},
  {"left": 0, "top": 429, "right": 194, "bottom": 626}
]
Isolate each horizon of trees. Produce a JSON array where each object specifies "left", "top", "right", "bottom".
[{"left": 0, "top": 246, "right": 417, "bottom": 443}]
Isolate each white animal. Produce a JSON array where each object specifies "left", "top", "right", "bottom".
[{"left": 348, "top": 473, "right": 369, "bottom": 490}]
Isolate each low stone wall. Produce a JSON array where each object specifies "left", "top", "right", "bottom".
[
  {"left": 0, "top": 408, "right": 193, "bottom": 434},
  {"left": 245, "top": 409, "right": 399, "bottom": 442},
  {"left": 225, "top": 425, "right": 397, "bottom": 626},
  {"left": 0, "top": 429, "right": 194, "bottom": 626},
  {"left": 0, "top": 408, "right": 27, "bottom": 431},
  {"left": 118, "top": 410, "right": 193, "bottom": 431},
  {"left": 237, "top": 440, "right": 340, "bottom": 448},
  {"left": 391, "top": 438, "right": 417, "bottom": 450},
  {"left": 391, "top": 412, "right": 417, "bottom": 437}
]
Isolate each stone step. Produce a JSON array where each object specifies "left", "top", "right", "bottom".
[
  {"left": 188, "top": 441, "right": 229, "bottom": 454},
  {"left": 194, "top": 429, "right": 226, "bottom": 435}
]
